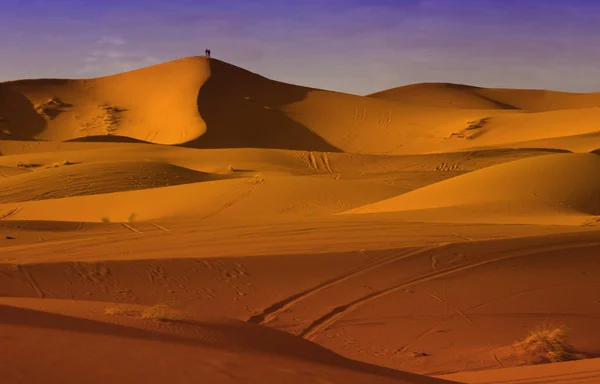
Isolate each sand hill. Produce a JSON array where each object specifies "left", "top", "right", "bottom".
[
  {"left": 344, "top": 152, "right": 600, "bottom": 225},
  {"left": 369, "top": 82, "right": 600, "bottom": 111},
  {"left": 2, "top": 56, "right": 600, "bottom": 383}
]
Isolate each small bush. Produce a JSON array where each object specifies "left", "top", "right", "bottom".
[{"left": 516, "top": 322, "right": 585, "bottom": 363}]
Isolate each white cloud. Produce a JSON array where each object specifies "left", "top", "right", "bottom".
[
  {"left": 77, "top": 36, "right": 162, "bottom": 76},
  {"left": 97, "top": 36, "right": 127, "bottom": 46}
]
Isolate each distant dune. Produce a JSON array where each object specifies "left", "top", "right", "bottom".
[{"left": 369, "top": 82, "right": 600, "bottom": 111}]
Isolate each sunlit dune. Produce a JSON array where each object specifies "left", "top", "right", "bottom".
[{"left": 344, "top": 153, "right": 600, "bottom": 225}]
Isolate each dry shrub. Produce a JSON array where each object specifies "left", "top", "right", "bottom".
[{"left": 516, "top": 322, "right": 585, "bottom": 363}]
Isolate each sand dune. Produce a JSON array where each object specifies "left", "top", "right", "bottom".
[
  {"left": 344, "top": 153, "right": 600, "bottom": 224},
  {"left": 2, "top": 57, "right": 600, "bottom": 383},
  {"left": 370, "top": 82, "right": 600, "bottom": 112},
  {"left": 3, "top": 58, "right": 209, "bottom": 144},
  {"left": 3, "top": 57, "right": 600, "bottom": 156}
]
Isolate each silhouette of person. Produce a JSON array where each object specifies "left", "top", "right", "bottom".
[{"left": 205, "top": 49, "right": 211, "bottom": 58}]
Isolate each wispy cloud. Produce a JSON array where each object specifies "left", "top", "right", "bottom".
[
  {"left": 77, "top": 36, "right": 161, "bottom": 76},
  {"left": 97, "top": 36, "right": 127, "bottom": 46}
]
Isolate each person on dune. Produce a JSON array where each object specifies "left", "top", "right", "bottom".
[{"left": 205, "top": 49, "right": 211, "bottom": 58}]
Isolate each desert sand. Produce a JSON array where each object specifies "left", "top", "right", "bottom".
[{"left": 2, "top": 56, "right": 600, "bottom": 383}]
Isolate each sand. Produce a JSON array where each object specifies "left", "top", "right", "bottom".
[{"left": 1, "top": 56, "right": 600, "bottom": 383}]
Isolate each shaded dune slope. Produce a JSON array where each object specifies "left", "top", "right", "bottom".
[
  {"left": 191, "top": 59, "right": 341, "bottom": 151},
  {"left": 0, "top": 301, "right": 456, "bottom": 384},
  {"left": 0, "top": 161, "right": 231, "bottom": 203},
  {"left": 0, "top": 83, "right": 47, "bottom": 139}
]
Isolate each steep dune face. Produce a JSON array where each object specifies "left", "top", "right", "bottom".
[
  {"left": 192, "top": 59, "right": 341, "bottom": 151},
  {"left": 344, "top": 153, "right": 600, "bottom": 224},
  {"left": 0, "top": 83, "right": 47, "bottom": 139},
  {"left": 370, "top": 83, "right": 600, "bottom": 112}
]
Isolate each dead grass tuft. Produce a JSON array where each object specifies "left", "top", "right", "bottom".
[
  {"left": 516, "top": 322, "right": 586, "bottom": 363},
  {"left": 128, "top": 212, "right": 137, "bottom": 222}
]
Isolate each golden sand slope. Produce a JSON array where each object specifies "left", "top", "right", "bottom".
[
  {"left": 0, "top": 143, "right": 562, "bottom": 223},
  {"left": 2, "top": 58, "right": 209, "bottom": 144},
  {"left": 344, "top": 152, "right": 600, "bottom": 224}
]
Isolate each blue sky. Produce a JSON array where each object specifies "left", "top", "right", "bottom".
[{"left": 2, "top": 0, "right": 600, "bottom": 94}]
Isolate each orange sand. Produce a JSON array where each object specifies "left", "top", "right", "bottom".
[{"left": 2, "top": 57, "right": 600, "bottom": 383}]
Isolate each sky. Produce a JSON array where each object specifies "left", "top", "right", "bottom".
[{"left": 2, "top": 0, "right": 600, "bottom": 95}]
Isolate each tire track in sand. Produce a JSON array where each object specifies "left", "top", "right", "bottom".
[
  {"left": 299, "top": 239, "right": 600, "bottom": 341},
  {"left": 247, "top": 244, "right": 447, "bottom": 325},
  {"left": 0, "top": 206, "right": 21, "bottom": 220}
]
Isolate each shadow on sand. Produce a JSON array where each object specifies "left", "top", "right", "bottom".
[{"left": 188, "top": 59, "right": 341, "bottom": 152}]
